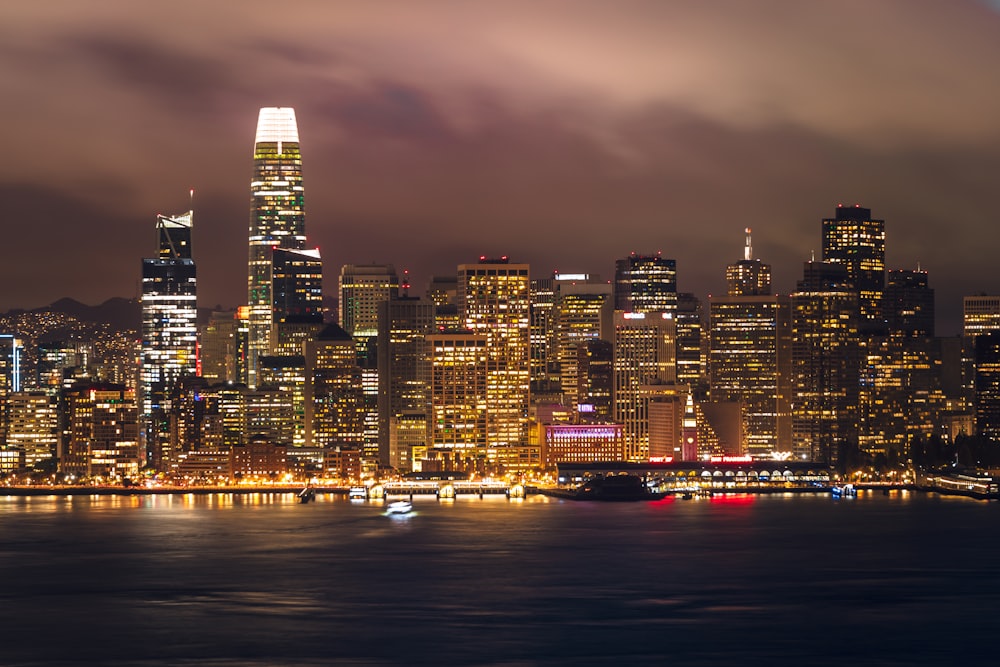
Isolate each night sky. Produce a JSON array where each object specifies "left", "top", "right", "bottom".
[{"left": 2, "top": 1, "right": 1000, "bottom": 334}]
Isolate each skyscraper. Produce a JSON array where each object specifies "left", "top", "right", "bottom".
[
  {"left": 822, "top": 204, "right": 885, "bottom": 331},
  {"left": 614, "top": 252, "right": 677, "bottom": 315},
  {"left": 140, "top": 209, "right": 197, "bottom": 468},
  {"left": 459, "top": 257, "right": 531, "bottom": 447},
  {"left": 709, "top": 231, "right": 791, "bottom": 457},
  {"left": 709, "top": 294, "right": 792, "bottom": 457},
  {"left": 248, "top": 107, "right": 306, "bottom": 387},
  {"left": 271, "top": 247, "right": 324, "bottom": 356},
  {"left": 377, "top": 297, "right": 435, "bottom": 469},
  {"left": 612, "top": 310, "right": 676, "bottom": 461},
  {"left": 791, "top": 261, "right": 859, "bottom": 464},
  {"left": 339, "top": 264, "right": 400, "bottom": 343},
  {"left": 725, "top": 228, "right": 771, "bottom": 296}
]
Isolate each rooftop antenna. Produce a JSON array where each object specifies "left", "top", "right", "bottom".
[{"left": 744, "top": 227, "right": 753, "bottom": 261}]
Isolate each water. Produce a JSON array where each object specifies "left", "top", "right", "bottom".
[{"left": 2, "top": 491, "right": 999, "bottom": 666}]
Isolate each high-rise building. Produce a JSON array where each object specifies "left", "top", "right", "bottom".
[
  {"left": 271, "top": 247, "right": 324, "bottom": 356},
  {"left": 726, "top": 228, "right": 772, "bottom": 296},
  {"left": 304, "top": 324, "right": 366, "bottom": 451},
  {"left": 614, "top": 253, "right": 677, "bottom": 315},
  {"left": 199, "top": 309, "right": 240, "bottom": 384},
  {"left": 140, "top": 210, "right": 197, "bottom": 467},
  {"left": 612, "top": 311, "right": 677, "bottom": 461},
  {"left": 0, "top": 334, "right": 23, "bottom": 440},
  {"left": 60, "top": 383, "right": 140, "bottom": 480},
  {"left": 554, "top": 278, "right": 612, "bottom": 410},
  {"left": 791, "top": 261, "right": 859, "bottom": 464},
  {"left": 822, "top": 204, "right": 885, "bottom": 331},
  {"left": 884, "top": 269, "right": 934, "bottom": 337},
  {"left": 339, "top": 264, "right": 399, "bottom": 343},
  {"left": 963, "top": 295, "right": 1000, "bottom": 337},
  {"left": 257, "top": 355, "right": 307, "bottom": 448},
  {"left": 427, "top": 331, "right": 489, "bottom": 458},
  {"left": 248, "top": 107, "right": 306, "bottom": 387},
  {"left": 459, "top": 257, "right": 531, "bottom": 447},
  {"left": 856, "top": 268, "right": 944, "bottom": 457},
  {"left": 675, "top": 292, "right": 705, "bottom": 393},
  {"left": 709, "top": 294, "right": 792, "bottom": 457},
  {"left": 974, "top": 332, "right": 1000, "bottom": 440},
  {"left": 529, "top": 274, "right": 559, "bottom": 390},
  {"left": 5, "top": 390, "right": 59, "bottom": 470},
  {"left": 576, "top": 339, "right": 614, "bottom": 420},
  {"left": 377, "top": 297, "right": 435, "bottom": 469}
]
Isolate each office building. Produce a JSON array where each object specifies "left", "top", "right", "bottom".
[
  {"left": 60, "top": 383, "right": 140, "bottom": 480},
  {"left": 140, "top": 210, "right": 197, "bottom": 467},
  {"left": 377, "top": 297, "right": 435, "bottom": 469},
  {"left": 427, "top": 331, "right": 489, "bottom": 462},
  {"left": 271, "top": 247, "right": 324, "bottom": 355},
  {"left": 612, "top": 311, "right": 677, "bottom": 461},
  {"left": 726, "top": 228, "right": 772, "bottom": 296},
  {"left": 614, "top": 252, "right": 677, "bottom": 315},
  {"left": 304, "top": 324, "right": 366, "bottom": 451},
  {"left": 339, "top": 263, "right": 399, "bottom": 343},
  {"left": 5, "top": 390, "right": 59, "bottom": 470},
  {"left": 822, "top": 204, "right": 885, "bottom": 331},
  {"left": 709, "top": 294, "right": 792, "bottom": 457},
  {"left": 791, "top": 261, "right": 859, "bottom": 464},
  {"left": 963, "top": 295, "right": 1000, "bottom": 337},
  {"left": 459, "top": 257, "right": 531, "bottom": 447},
  {"left": 248, "top": 107, "right": 306, "bottom": 386}
]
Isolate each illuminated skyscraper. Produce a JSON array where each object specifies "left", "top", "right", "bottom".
[
  {"left": 612, "top": 311, "right": 677, "bottom": 461},
  {"left": 709, "top": 294, "right": 792, "bottom": 457},
  {"left": 428, "top": 331, "right": 489, "bottom": 456},
  {"left": 885, "top": 269, "right": 934, "bottom": 337},
  {"left": 791, "top": 261, "right": 859, "bottom": 464},
  {"left": 271, "top": 247, "right": 324, "bottom": 356},
  {"left": 726, "top": 228, "right": 771, "bottom": 296},
  {"left": 554, "top": 278, "right": 612, "bottom": 410},
  {"left": 248, "top": 107, "right": 306, "bottom": 387},
  {"left": 304, "top": 324, "right": 366, "bottom": 451},
  {"left": 339, "top": 264, "right": 399, "bottom": 343},
  {"left": 614, "top": 253, "right": 677, "bottom": 315},
  {"left": 60, "top": 384, "right": 140, "bottom": 480},
  {"left": 675, "top": 292, "right": 705, "bottom": 392},
  {"left": 822, "top": 204, "right": 885, "bottom": 331},
  {"left": 141, "top": 209, "right": 197, "bottom": 468},
  {"left": 6, "top": 390, "right": 59, "bottom": 470},
  {"left": 963, "top": 295, "right": 1000, "bottom": 337},
  {"left": 459, "top": 257, "right": 531, "bottom": 447},
  {"left": 709, "top": 233, "right": 791, "bottom": 456},
  {"left": 377, "top": 297, "right": 435, "bottom": 469}
]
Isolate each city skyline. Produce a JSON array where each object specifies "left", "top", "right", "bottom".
[{"left": 3, "top": 2, "right": 1000, "bottom": 335}]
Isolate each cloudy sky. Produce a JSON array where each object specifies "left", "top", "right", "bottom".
[{"left": 2, "top": 0, "right": 999, "bottom": 333}]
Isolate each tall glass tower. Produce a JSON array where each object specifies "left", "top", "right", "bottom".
[
  {"left": 248, "top": 107, "right": 306, "bottom": 387},
  {"left": 141, "top": 209, "right": 197, "bottom": 468}
]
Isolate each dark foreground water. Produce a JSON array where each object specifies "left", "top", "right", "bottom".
[{"left": 2, "top": 491, "right": 999, "bottom": 666}]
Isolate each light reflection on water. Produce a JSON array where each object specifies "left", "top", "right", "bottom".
[{"left": 1, "top": 491, "right": 998, "bottom": 666}]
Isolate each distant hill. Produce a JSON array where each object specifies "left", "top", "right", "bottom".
[{"left": 41, "top": 297, "right": 141, "bottom": 331}]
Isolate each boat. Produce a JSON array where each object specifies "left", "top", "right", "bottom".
[
  {"left": 572, "top": 474, "right": 664, "bottom": 501},
  {"left": 385, "top": 500, "right": 413, "bottom": 515},
  {"left": 831, "top": 483, "right": 857, "bottom": 498},
  {"left": 348, "top": 487, "right": 368, "bottom": 500},
  {"left": 298, "top": 485, "right": 316, "bottom": 503}
]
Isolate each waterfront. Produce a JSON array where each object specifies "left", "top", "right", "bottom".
[{"left": 2, "top": 492, "right": 999, "bottom": 666}]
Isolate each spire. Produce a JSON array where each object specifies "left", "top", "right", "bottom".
[{"left": 744, "top": 227, "right": 753, "bottom": 261}]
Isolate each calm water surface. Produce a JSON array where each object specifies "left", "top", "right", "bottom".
[{"left": 1, "top": 491, "right": 998, "bottom": 666}]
